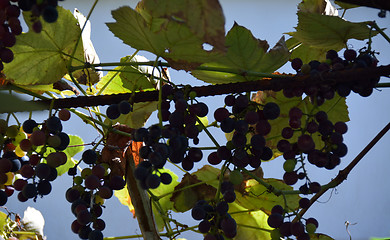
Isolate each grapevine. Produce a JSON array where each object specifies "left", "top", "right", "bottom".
[{"left": 0, "top": 1, "right": 389, "bottom": 240}]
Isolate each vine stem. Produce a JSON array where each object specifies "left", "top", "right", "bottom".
[
  {"left": 6, "top": 64, "right": 390, "bottom": 113},
  {"left": 293, "top": 121, "right": 390, "bottom": 222}
]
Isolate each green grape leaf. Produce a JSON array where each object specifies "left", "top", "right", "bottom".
[
  {"left": 0, "top": 92, "right": 46, "bottom": 113},
  {"left": 57, "top": 135, "right": 84, "bottom": 176},
  {"left": 286, "top": 37, "right": 332, "bottom": 64},
  {"left": 229, "top": 202, "right": 272, "bottom": 240},
  {"left": 106, "top": 3, "right": 225, "bottom": 71},
  {"left": 4, "top": 6, "right": 84, "bottom": 86},
  {"left": 287, "top": 12, "right": 377, "bottom": 50},
  {"left": 114, "top": 183, "right": 136, "bottom": 216},
  {"left": 149, "top": 169, "right": 179, "bottom": 231},
  {"left": 96, "top": 55, "right": 157, "bottom": 94},
  {"left": 191, "top": 24, "right": 290, "bottom": 84},
  {"left": 235, "top": 178, "right": 300, "bottom": 213},
  {"left": 137, "top": 0, "right": 225, "bottom": 51}
]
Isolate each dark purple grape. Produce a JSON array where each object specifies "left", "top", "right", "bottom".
[
  {"left": 196, "top": 102, "right": 209, "bottom": 117},
  {"left": 289, "top": 107, "right": 303, "bottom": 119},
  {"left": 263, "top": 102, "right": 280, "bottom": 120},
  {"left": 78, "top": 225, "right": 92, "bottom": 239},
  {"left": 22, "top": 119, "right": 38, "bottom": 134},
  {"left": 326, "top": 50, "right": 338, "bottom": 60},
  {"left": 279, "top": 221, "right": 292, "bottom": 236},
  {"left": 188, "top": 147, "right": 203, "bottom": 162},
  {"left": 0, "top": 47, "right": 13, "bottom": 63},
  {"left": 93, "top": 219, "right": 106, "bottom": 231},
  {"left": 160, "top": 172, "right": 172, "bottom": 185},
  {"left": 256, "top": 120, "right": 271, "bottom": 136},
  {"left": 82, "top": 149, "right": 97, "bottom": 165},
  {"left": 66, "top": 188, "right": 81, "bottom": 203},
  {"left": 251, "top": 134, "right": 266, "bottom": 151},
  {"left": 77, "top": 209, "right": 92, "bottom": 225},
  {"left": 260, "top": 147, "right": 273, "bottom": 161},
  {"left": 283, "top": 171, "right": 298, "bottom": 185},
  {"left": 267, "top": 213, "right": 283, "bottom": 228},
  {"left": 291, "top": 58, "right": 303, "bottom": 71},
  {"left": 32, "top": 20, "right": 42, "bottom": 33},
  {"left": 289, "top": 118, "right": 301, "bottom": 129},
  {"left": 220, "top": 117, "right": 235, "bottom": 133},
  {"left": 214, "top": 107, "right": 229, "bottom": 122},
  {"left": 145, "top": 174, "right": 161, "bottom": 189},
  {"left": 244, "top": 111, "right": 259, "bottom": 124},
  {"left": 299, "top": 198, "right": 310, "bottom": 209},
  {"left": 224, "top": 95, "right": 235, "bottom": 106},
  {"left": 118, "top": 100, "right": 132, "bottom": 114},
  {"left": 297, "top": 135, "right": 315, "bottom": 152},
  {"left": 277, "top": 139, "right": 291, "bottom": 153},
  {"left": 309, "top": 182, "right": 321, "bottom": 193},
  {"left": 98, "top": 186, "right": 113, "bottom": 199},
  {"left": 216, "top": 201, "right": 228, "bottom": 215},
  {"left": 42, "top": 6, "right": 58, "bottom": 23},
  {"left": 234, "top": 120, "right": 249, "bottom": 133},
  {"left": 315, "top": 111, "right": 328, "bottom": 123},
  {"left": 36, "top": 163, "right": 51, "bottom": 179},
  {"left": 192, "top": 205, "right": 206, "bottom": 220},
  {"left": 291, "top": 221, "right": 305, "bottom": 237},
  {"left": 217, "top": 146, "right": 231, "bottom": 160},
  {"left": 109, "top": 175, "right": 125, "bottom": 190},
  {"left": 198, "top": 219, "right": 211, "bottom": 233},
  {"left": 271, "top": 205, "right": 284, "bottom": 215},
  {"left": 106, "top": 104, "right": 120, "bottom": 120},
  {"left": 223, "top": 190, "right": 236, "bottom": 203},
  {"left": 0, "top": 190, "right": 7, "bottom": 206},
  {"left": 308, "top": 60, "right": 321, "bottom": 70},
  {"left": 282, "top": 127, "right": 294, "bottom": 139},
  {"left": 235, "top": 94, "right": 249, "bottom": 108},
  {"left": 306, "top": 121, "right": 318, "bottom": 133},
  {"left": 85, "top": 175, "right": 101, "bottom": 190},
  {"left": 46, "top": 116, "right": 62, "bottom": 133},
  {"left": 344, "top": 49, "right": 357, "bottom": 61},
  {"left": 208, "top": 152, "right": 222, "bottom": 165},
  {"left": 37, "top": 180, "right": 52, "bottom": 195},
  {"left": 334, "top": 121, "right": 348, "bottom": 134},
  {"left": 22, "top": 183, "right": 37, "bottom": 199}
]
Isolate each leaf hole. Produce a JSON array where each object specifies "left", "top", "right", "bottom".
[{"left": 202, "top": 43, "right": 214, "bottom": 51}]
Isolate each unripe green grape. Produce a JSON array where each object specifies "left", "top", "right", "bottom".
[
  {"left": 189, "top": 91, "right": 197, "bottom": 100},
  {"left": 6, "top": 125, "right": 19, "bottom": 138},
  {"left": 229, "top": 169, "right": 243, "bottom": 185},
  {"left": 306, "top": 223, "right": 317, "bottom": 234},
  {"left": 47, "top": 135, "right": 61, "bottom": 148},
  {"left": 270, "top": 228, "right": 282, "bottom": 240},
  {"left": 283, "top": 159, "right": 296, "bottom": 172},
  {"left": 74, "top": 176, "right": 83, "bottom": 185},
  {"left": 81, "top": 168, "right": 92, "bottom": 179},
  {"left": 301, "top": 64, "right": 311, "bottom": 74}
]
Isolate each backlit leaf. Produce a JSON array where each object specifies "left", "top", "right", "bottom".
[
  {"left": 191, "top": 24, "right": 290, "bottom": 84},
  {"left": 235, "top": 178, "right": 300, "bottom": 213},
  {"left": 288, "top": 12, "right": 377, "bottom": 50},
  {"left": 4, "top": 7, "right": 84, "bottom": 85},
  {"left": 229, "top": 202, "right": 272, "bottom": 240},
  {"left": 107, "top": 2, "right": 225, "bottom": 71}
]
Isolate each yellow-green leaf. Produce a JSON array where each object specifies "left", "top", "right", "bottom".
[
  {"left": 288, "top": 12, "right": 377, "bottom": 50},
  {"left": 235, "top": 178, "right": 300, "bottom": 213},
  {"left": 191, "top": 24, "right": 290, "bottom": 84},
  {"left": 229, "top": 202, "right": 272, "bottom": 240},
  {"left": 4, "top": 7, "right": 84, "bottom": 85},
  {"left": 106, "top": 4, "right": 224, "bottom": 71}
]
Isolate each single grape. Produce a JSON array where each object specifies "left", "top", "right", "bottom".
[
  {"left": 0, "top": 47, "right": 13, "bottom": 63},
  {"left": 291, "top": 58, "right": 303, "bottom": 71},
  {"left": 263, "top": 102, "right": 280, "bottom": 120},
  {"left": 22, "top": 183, "right": 38, "bottom": 199},
  {"left": 82, "top": 149, "right": 98, "bottom": 164},
  {"left": 160, "top": 172, "right": 172, "bottom": 185},
  {"left": 224, "top": 95, "right": 235, "bottom": 106},
  {"left": 267, "top": 213, "right": 283, "bottom": 228},
  {"left": 214, "top": 107, "right": 230, "bottom": 122},
  {"left": 271, "top": 205, "right": 284, "bottom": 215},
  {"left": 37, "top": 180, "right": 52, "bottom": 195},
  {"left": 0, "top": 190, "right": 7, "bottom": 206},
  {"left": 343, "top": 49, "right": 357, "bottom": 61},
  {"left": 106, "top": 104, "right": 120, "bottom": 120},
  {"left": 191, "top": 205, "right": 206, "bottom": 220},
  {"left": 22, "top": 119, "right": 38, "bottom": 134},
  {"left": 207, "top": 151, "right": 222, "bottom": 165},
  {"left": 299, "top": 197, "right": 310, "bottom": 209},
  {"left": 145, "top": 174, "right": 161, "bottom": 189},
  {"left": 326, "top": 50, "right": 338, "bottom": 60},
  {"left": 118, "top": 100, "right": 132, "bottom": 114},
  {"left": 198, "top": 219, "right": 211, "bottom": 233},
  {"left": 42, "top": 5, "right": 58, "bottom": 23}
]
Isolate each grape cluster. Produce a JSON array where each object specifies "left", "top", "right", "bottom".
[
  {"left": 290, "top": 49, "right": 379, "bottom": 100},
  {"left": 268, "top": 204, "right": 319, "bottom": 240},
  {"left": 208, "top": 94, "right": 280, "bottom": 169},
  {"left": 0, "top": 109, "right": 71, "bottom": 206},
  {"left": 192, "top": 181, "right": 237, "bottom": 240},
  {"left": 106, "top": 100, "right": 133, "bottom": 120},
  {"left": 66, "top": 149, "right": 125, "bottom": 240},
  {"left": 18, "top": 0, "right": 63, "bottom": 32},
  {"left": 132, "top": 84, "right": 208, "bottom": 189}
]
